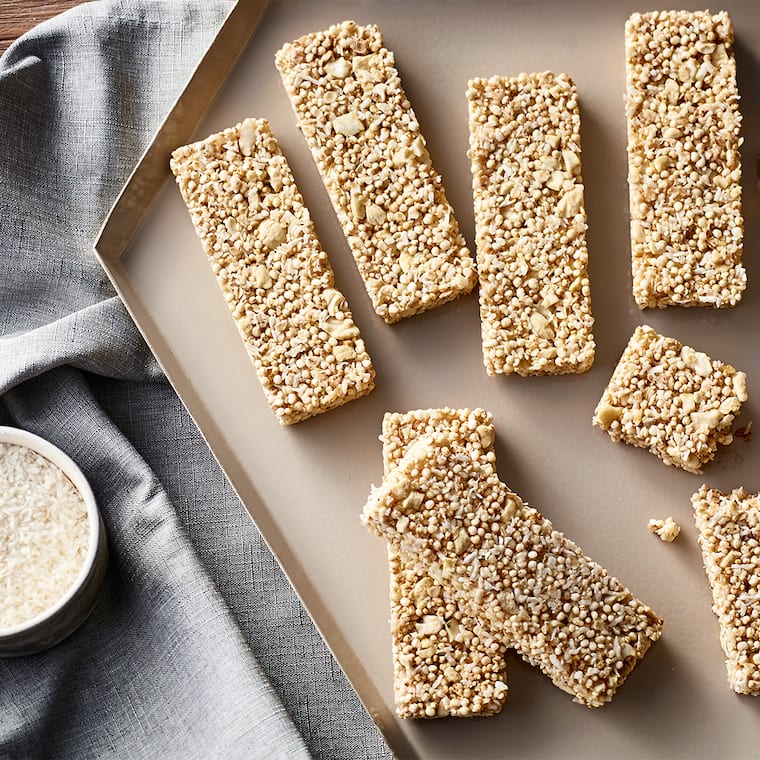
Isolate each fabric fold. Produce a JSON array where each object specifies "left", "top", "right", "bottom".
[{"left": 2, "top": 368, "right": 311, "bottom": 759}]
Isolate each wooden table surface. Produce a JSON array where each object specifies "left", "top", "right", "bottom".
[{"left": 0, "top": 0, "right": 81, "bottom": 55}]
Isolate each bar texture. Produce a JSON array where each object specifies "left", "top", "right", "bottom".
[
  {"left": 170, "top": 117, "right": 374, "bottom": 425},
  {"left": 382, "top": 409, "right": 507, "bottom": 718},
  {"left": 468, "top": 72, "right": 594, "bottom": 375},
  {"left": 625, "top": 10, "right": 745, "bottom": 308},
  {"left": 363, "top": 431, "right": 663, "bottom": 708},
  {"left": 275, "top": 20, "right": 476, "bottom": 323},
  {"left": 692, "top": 485, "right": 760, "bottom": 695},
  {"left": 593, "top": 325, "right": 747, "bottom": 473}
]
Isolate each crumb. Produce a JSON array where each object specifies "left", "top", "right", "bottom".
[{"left": 648, "top": 517, "right": 681, "bottom": 543}]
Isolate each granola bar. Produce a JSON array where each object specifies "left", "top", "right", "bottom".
[
  {"left": 275, "top": 20, "right": 477, "bottom": 323},
  {"left": 593, "top": 325, "right": 747, "bottom": 473},
  {"left": 692, "top": 485, "right": 760, "bottom": 695},
  {"left": 382, "top": 409, "right": 507, "bottom": 718},
  {"left": 467, "top": 73, "right": 594, "bottom": 375},
  {"left": 363, "top": 431, "right": 663, "bottom": 708},
  {"left": 170, "top": 117, "right": 375, "bottom": 425},
  {"left": 625, "top": 10, "right": 745, "bottom": 308}
]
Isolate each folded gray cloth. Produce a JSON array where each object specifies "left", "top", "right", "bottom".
[{"left": 0, "top": 3, "right": 391, "bottom": 759}]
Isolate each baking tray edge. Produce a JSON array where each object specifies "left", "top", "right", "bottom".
[{"left": 92, "top": 1, "right": 412, "bottom": 757}]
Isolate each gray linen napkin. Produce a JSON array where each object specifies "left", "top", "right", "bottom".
[{"left": 0, "top": 3, "right": 391, "bottom": 759}]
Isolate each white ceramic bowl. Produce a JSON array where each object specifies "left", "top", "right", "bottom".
[{"left": 0, "top": 426, "right": 108, "bottom": 657}]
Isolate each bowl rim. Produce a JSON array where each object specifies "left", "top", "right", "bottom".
[{"left": 0, "top": 425, "right": 101, "bottom": 637}]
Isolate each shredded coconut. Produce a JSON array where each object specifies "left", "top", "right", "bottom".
[{"left": 0, "top": 442, "right": 89, "bottom": 630}]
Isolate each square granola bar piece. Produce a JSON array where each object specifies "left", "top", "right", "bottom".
[{"left": 593, "top": 325, "right": 747, "bottom": 473}]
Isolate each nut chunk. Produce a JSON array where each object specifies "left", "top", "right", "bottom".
[
  {"left": 692, "top": 485, "right": 760, "bottom": 695},
  {"left": 625, "top": 11, "right": 745, "bottom": 308},
  {"left": 362, "top": 432, "right": 663, "bottom": 708},
  {"left": 648, "top": 517, "right": 680, "bottom": 543},
  {"left": 382, "top": 408, "right": 507, "bottom": 718},
  {"left": 170, "top": 118, "right": 374, "bottom": 425},
  {"left": 593, "top": 325, "right": 747, "bottom": 473},
  {"left": 275, "top": 21, "right": 477, "bottom": 323},
  {"left": 467, "top": 73, "right": 595, "bottom": 376}
]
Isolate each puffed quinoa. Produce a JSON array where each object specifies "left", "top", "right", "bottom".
[
  {"left": 648, "top": 516, "right": 681, "bottom": 542},
  {"left": 625, "top": 11, "right": 745, "bottom": 308},
  {"left": 692, "top": 485, "right": 760, "bottom": 695},
  {"left": 275, "top": 21, "right": 477, "bottom": 324},
  {"left": 467, "top": 73, "right": 594, "bottom": 376},
  {"left": 170, "top": 118, "right": 375, "bottom": 425},
  {"left": 382, "top": 409, "right": 507, "bottom": 718},
  {"left": 593, "top": 325, "right": 747, "bottom": 473},
  {"left": 363, "top": 431, "right": 663, "bottom": 708}
]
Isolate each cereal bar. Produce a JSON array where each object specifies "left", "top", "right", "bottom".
[
  {"left": 275, "top": 21, "right": 477, "bottom": 323},
  {"left": 170, "top": 118, "right": 375, "bottom": 425},
  {"left": 625, "top": 11, "right": 745, "bottom": 308},
  {"left": 467, "top": 73, "right": 594, "bottom": 375},
  {"left": 363, "top": 432, "right": 663, "bottom": 708},
  {"left": 692, "top": 485, "right": 760, "bottom": 695},
  {"left": 593, "top": 325, "right": 747, "bottom": 473},
  {"left": 382, "top": 409, "right": 507, "bottom": 718}
]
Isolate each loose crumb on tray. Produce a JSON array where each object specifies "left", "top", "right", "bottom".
[{"left": 648, "top": 516, "right": 681, "bottom": 542}]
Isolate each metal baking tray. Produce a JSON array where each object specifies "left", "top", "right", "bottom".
[{"left": 95, "top": 1, "right": 760, "bottom": 757}]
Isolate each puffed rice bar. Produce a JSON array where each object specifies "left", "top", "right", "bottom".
[
  {"left": 692, "top": 485, "right": 760, "bottom": 695},
  {"left": 363, "top": 431, "right": 663, "bottom": 708},
  {"left": 382, "top": 409, "right": 507, "bottom": 718},
  {"left": 170, "top": 118, "right": 375, "bottom": 425},
  {"left": 275, "top": 21, "right": 477, "bottom": 323},
  {"left": 593, "top": 325, "right": 747, "bottom": 473},
  {"left": 625, "top": 10, "right": 745, "bottom": 308},
  {"left": 467, "top": 73, "right": 595, "bottom": 376}
]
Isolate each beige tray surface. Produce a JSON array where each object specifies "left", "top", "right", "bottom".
[{"left": 96, "top": 2, "right": 760, "bottom": 757}]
